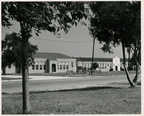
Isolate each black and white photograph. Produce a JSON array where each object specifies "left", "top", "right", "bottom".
[{"left": 1, "top": 1, "right": 141, "bottom": 114}]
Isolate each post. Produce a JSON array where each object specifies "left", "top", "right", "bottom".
[{"left": 91, "top": 38, "right": 95, "bottom": 75}]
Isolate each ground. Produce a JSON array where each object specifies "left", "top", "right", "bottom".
[
  {"left": 2, "top": 83, "right": 141, "bottom": 114},
  {"left": 2, "top": 71, "right": 141, "bottom": 114}
]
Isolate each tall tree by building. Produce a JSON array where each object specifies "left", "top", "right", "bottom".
[
  {"left": 2, "top": 2, "right": 87, "bottom": 113},
  {"left": 2, "top": 32, "right": 38, "bottom": 74},
  {"left": 88, "top": 1, "right": 140, "bottom": 87}
]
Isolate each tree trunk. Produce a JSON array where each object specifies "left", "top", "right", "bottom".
[
  {"left": 2, "top": 68, "right": 6, "bottom": 75},
  {"left": 127, "top": 47, "right": 131, "bottom": 70},
  {"left": 121, "top": 41, "right": 135, "bottom": 87},
  {"left": 21, "top": 38, "right": 31, "bottom": 114},
  {"left": 133, "top": 50, "right": 139, "bottom": 84},
  {"left": 20, "top": 22, "right": 31, "bottom": 114}
]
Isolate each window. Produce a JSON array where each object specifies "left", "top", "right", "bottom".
[
  {"left": 66, "top": 62, "right": 69, "bottom": 69},
  {"left": 60, "top": 64, "right": 62, "bottom": 70},
  {"left": 32, "top": 65, "right": 35, "bottom": 70},
  {"left": 40, "top": 65, "right": 42, "bottom": 70},
  {"left": 36, "top": 65, "right": 39, "bottom": 70},
  {"left": 63, "top": 65, "right": 65, "bottom": 69},
  {"left": 66, "top": 65, "right": 69, "bottom": 69},
  {"left": 71, "top": 62, "right": 73, "bottom": 67},
  {"left": 44, "top": 65, "right": 46, "bottom": 70}
]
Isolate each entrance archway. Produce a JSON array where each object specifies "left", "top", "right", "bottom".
[
  {"left": 52, "top": 64, "right": 56, "bottom": 72},
  {"left": 115, "top": 66, "right": 118, "bottom": 71}
]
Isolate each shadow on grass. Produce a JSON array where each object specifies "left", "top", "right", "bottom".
[
  {"left": 29, "top": 86, "right": 125, "bottom": 94},
  {"left": 2, "top": 77, "right": 32, "bottom": 80},
  {"left": 2, "top": 77, "right": 22, "bottom": 80},
  {"left": 2, "top": 86, "right": 125, "bottom": 95},
  {"left": 2, "top": 83, "right": 140, "bottom": 95}
]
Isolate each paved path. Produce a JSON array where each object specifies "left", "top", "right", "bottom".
[{"left": 2, "top": 74, "right": 139, "bottom": 93}]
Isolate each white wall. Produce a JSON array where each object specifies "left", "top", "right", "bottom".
[
  {"left": 29, "top": 58, "right": 47, "bottom": 73},
  {"left": 56, "top": 58, "right": 76, "bottom": 73},
  {"left": 5, "top": 64, "right": 15, "bottom": 74},
  {"left": 113, "top": 56, "right": 120, "bottom": 71}
]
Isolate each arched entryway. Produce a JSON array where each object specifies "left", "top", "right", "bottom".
[
  {"left": 52, "top": 64, "right": 56, "bottom": 72},
  {"left": 115, "top": 66, "right": 118, "bottom": 71}
]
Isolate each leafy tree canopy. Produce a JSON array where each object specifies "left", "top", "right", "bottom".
[
  {"left": 2, "top": 2, "right": 88, "bottom": 36},
  {"left": 89, "top": 1, "right": 140, "bottom": 52},
  {"left": 92, "top": 62, "right": 99, "bottom": 69},
  {"left": 2, "top": 32, "right": 38, "bottom": 70}
]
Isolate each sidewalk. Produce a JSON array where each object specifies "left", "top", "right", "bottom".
[
  {"left": 2, "top": 73, "right": 138, "bottom": 82},
  {"left": 2, "top": 75, "right": 92, "bottom": 82}
]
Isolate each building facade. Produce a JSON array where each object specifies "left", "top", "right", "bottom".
[
  {"left": 5, "top": 53, "right": 128, "bottom": 74},
  {"left": 76, "top": 56, "right": 128, "bottom": 71},
  {"left": 5, "top": 52, "right": 77, "bottom": 74}
]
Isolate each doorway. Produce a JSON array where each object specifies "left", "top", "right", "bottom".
[
  {"left": 52, "top": 64, "right": 56, "bottom": 72},
  {"left": 115, "top": 66, "right": 118, "bottom": 71}
]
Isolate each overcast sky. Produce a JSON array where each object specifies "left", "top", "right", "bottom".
[{"left": 2, "top": 20, "right": 125, "bottom": 58}]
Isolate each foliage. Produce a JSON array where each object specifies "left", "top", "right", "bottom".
[
  {"left": 2, "top": 32, "right": 38, "bottom": 71},
  {"left": 2, "top": 2, "right": 88, "bottom": 113},
  {"left": 109, "top": 68, "right": 113, "bottom": 71},
  {"left": 89, "top": 1, "right": 140, "bottom": 52},
  {"left": 88, "top": 1, "right": 140, "bottom": 86},
  {"left": 2, "top": 2, "right": 88, "bottom": 68},
  {"left": 92, "top": 62, "right": 99, "bottom": 69},
  {"left": 2, "top": 2, "right": 87, "bottom": 35}
]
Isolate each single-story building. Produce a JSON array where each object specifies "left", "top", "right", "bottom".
[
  {"left": 4, "top": 53, "right": 128, "bottom": 74},
  {"left": 5, "top": 52, "right": 77, "bottom": 74},
  {"left": 76, "top": 56, "right": 128, "bottom": 71}
]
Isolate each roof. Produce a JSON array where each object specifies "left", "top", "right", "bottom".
[
  {"left": 33, "top": 52, "right": 73, "bottom": 60},
  {"left": 76, "top": 57, "right": 128, "bottom": 62},
  {"left": 76, "top": 57, "right": 112, "bottom": 62}
]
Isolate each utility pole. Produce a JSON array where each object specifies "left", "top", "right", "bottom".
[{"left": 91, "top": 38, "right": 95, "bottom": 75}]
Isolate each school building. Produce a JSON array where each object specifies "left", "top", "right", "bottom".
[
  {"left": 5, "top": 52, "right": 127, "bottom": 74},
  {"left": 76, "top": 56, "right": 128, "bottom": 71},
  {"left": 5, "top": 52, "right": 77, "bottom": 74}
]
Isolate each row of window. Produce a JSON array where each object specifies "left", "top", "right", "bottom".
[
  {"left": 32, "top": 62, "right": 74, "bottom": 70},
  {"left": 57, "top": 62, "right": 74, "bottom": 70},
  {"left": 80, "top": 62, "right": 113, "bottom": 68},
  {"left": 58, "top": 64, "right": 69, "bottom": 70},
  {"left": 32, "top": 65, "right": 46, "bottom": 70}
]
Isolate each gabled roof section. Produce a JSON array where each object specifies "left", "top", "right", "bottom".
[
  {"left": 76, "top": 57, "right": 112, "bottom": 62},
  {"left": 33, "top": 52, "right": 73, "bottom": 60}
]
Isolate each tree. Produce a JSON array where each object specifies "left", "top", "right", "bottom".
[
  {"left": 2, "top": 32, "right": 38, "bottom": 74},
  {"left": 88, "top": 1, "right": 140, "bottom": 87},
  {"left": 92, "top": 62, "right": 99, "bottom": 70},
  {"left": 127, "top": 47, "right": 131, "bottom": 70},
  {"left": 2, "top": 2, "right": 87, "bottom": 113}
]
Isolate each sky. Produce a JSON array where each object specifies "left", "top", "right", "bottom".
[{"left": 2, "top": 20, "right": 125, "bottom": 58}]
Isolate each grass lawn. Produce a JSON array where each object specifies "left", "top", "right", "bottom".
[{"left": 2, "top": 84, "right": 141, "bottom": 114}]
